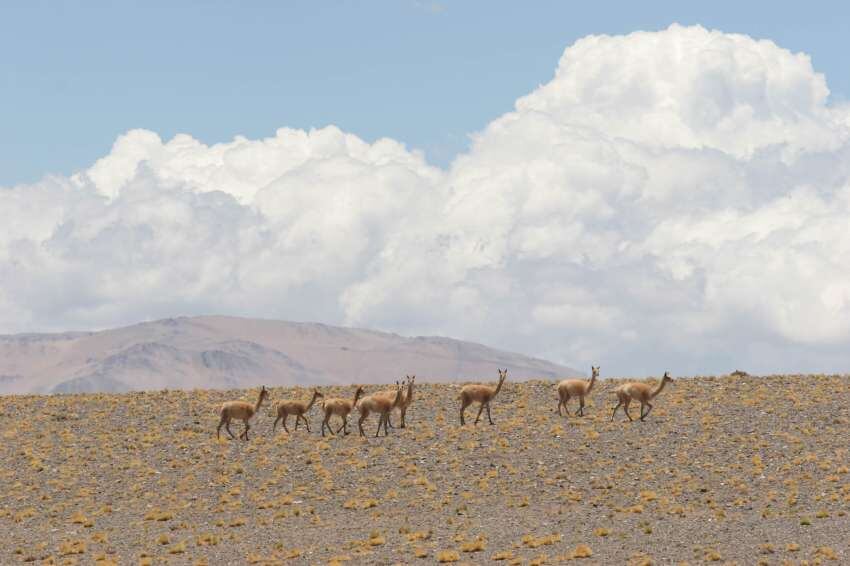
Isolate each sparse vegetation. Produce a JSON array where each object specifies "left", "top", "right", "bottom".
[{"left": 0, "top": 374, "right": 848, "bottom": 563}]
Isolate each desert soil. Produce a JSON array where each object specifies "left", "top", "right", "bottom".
[{"left": 1, "top": 374, "right": 848, "bottom": 565}]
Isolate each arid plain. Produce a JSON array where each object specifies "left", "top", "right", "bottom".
[{"left": 2, "top": 374, "right": 848, "bottom": 565}]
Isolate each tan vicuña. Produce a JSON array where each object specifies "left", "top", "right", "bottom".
[
  {"left": 557, "top": 366, "right": 599, "bottom": 417},
  {"left": 357, "top": 381, "right": 405, "bottom": 437},
  {"left": 611, "top": 371, "right": 673, "bottom": 422},
  {"left": 273, "top": 388, "right": 323, "bottom": 434},
  {"left": 321, "top": 385, "right": 364, "bottom": 437},
  {"left": 217, "top": 385, "right": 269, "bottom": 440},
  {"left": 373, "top": 375, "right": 416, "bottom": 428},
  {"left": 459, "top": 369, "right": 507, "bottom": 426}
]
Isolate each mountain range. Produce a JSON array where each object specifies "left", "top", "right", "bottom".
[{"left": 0, "top": 316, "right": 580, "bottom": 394}]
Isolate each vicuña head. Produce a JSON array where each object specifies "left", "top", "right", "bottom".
[
  {"left": 459, "top": 368, "right": 507, "bottom": 426},
  {"left": 557, "top": 365, "right": 599, "bottom": 417},
  {"left": 217, "top": 385, "right": 269, "bottom": 440},
  {"left": 611, "top": 371, "right": 672, "bottom": 422},
  {"left": 273, "top": 388, "right": 324, "bottom": 434},
  {"left": 321, "top": 385, "right": 364, "bottom": 437}
]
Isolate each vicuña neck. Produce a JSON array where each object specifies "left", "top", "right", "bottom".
[
  {"left": 650, "top": 378, "right": 667, "bottom": 399},
  {"left": 493, "top": 378, "right": 505, "bottom": 397},
  {"left": 586, "top": 372, "right": 597, "bottom": 393}
]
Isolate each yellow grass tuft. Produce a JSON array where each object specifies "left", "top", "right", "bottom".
[
  {"left": 571, "top": 544, "right": 592, "bottom": 558},
  {"left": 436, "top": 550, "right": 460, "bottom": 562}
]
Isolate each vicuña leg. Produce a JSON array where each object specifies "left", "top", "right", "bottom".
[
  {"left": 575, "top": 397, "right": 585, "bottom": 416},
  {"left": 460, "top": 398, "right": 471, "bottom": 425},
  {"left": 486, "top": 403, "right": 494, "bottom": 425},
  {"left": 561, "top": 394, "right": 570, "bottom": 417},
  {"left": 358, "top": 411, "right": 369, "bottom": 437},
  {"left": 623, "top": 400, "right": 633, "bottom": 422},
  {"left": 473, "top": 403, "right": 485, "bottom": 425}
]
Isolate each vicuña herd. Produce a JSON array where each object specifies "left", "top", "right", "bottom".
[{"left": 216, "top": 368, "right": 675, "bottom": 440}]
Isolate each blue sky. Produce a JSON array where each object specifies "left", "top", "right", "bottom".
[
  {"left": 2, "top": 0, "right": 848, "bottom": 186},
  {"left": 3, "top": 3, "right": 850, "bottom": 375}
]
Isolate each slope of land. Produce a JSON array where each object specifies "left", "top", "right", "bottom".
[
  {"left": 1, "top": 374, "right": 848, "bottom": 565},
  {"left": 0, "top": 316, "right": 579, "bottom": 394}
]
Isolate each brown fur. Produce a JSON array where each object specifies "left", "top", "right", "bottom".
[
  {"left": 217, "top": 386, "right": 269, "bottom": 440},
  {"left": 611, "top": 372, "right": 673, "bottom": 422},
  {"left": 321, "top": 385, "right": 364, "bottom": 436},
  {"left": 273, "top": 389, "right": 323, "bottom": 433},
  {"left": 459, "top": 369, "right": 507, "bottom": 426},
  {"left": 357, "top": 382, "right": 404, "bottom": 437},
  {"left": 557, "top": 366, "right": 599, "bottom": 417}
]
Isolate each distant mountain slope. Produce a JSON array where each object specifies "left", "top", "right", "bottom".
[{"left": 0, "top": 316, "right": 581, "bottom": 394}]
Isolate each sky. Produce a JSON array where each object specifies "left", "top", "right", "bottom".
[
  {"left": 2, "top": 1, "right": 849, "bottom": 185},
  {"left": 3, "top": 2, "right": 850, "bottom": 377}
]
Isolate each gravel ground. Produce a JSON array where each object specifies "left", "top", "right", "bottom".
[{"left": 1, "top": 374, "right": 849, "bottom": 565}]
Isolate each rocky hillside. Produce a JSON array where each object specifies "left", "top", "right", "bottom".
[
  {"left": 1, "top": 374, "right": 847, "bottom": 564},
  {"left": 0, "top": 316, "right": 580, "bottom": 394}
]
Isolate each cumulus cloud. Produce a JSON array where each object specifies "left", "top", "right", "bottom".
[{"left": 3, "top": 24, "right": 850, "bottom": 376}]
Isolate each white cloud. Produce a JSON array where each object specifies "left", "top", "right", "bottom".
[{"left": 3, "top": 24, "right": 850, "bottom": 376}]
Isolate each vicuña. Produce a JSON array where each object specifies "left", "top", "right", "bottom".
[
  {"left": 611, "top": 371, "right": 673, "bottom": 422},
  {"left": 217, "top": 385, "right": 269, "bottom": 440},
  {"left": 273, "top": 388, "right": 323, "bottom": 433},
  {"left": 321, "top": 385, "right": 364, "bottom": 437},
  {"left": 459, "top": 369, "right": 507, "bottom": 426},
  {"left": 557, "top": 366, "right": 599, "bottom": 417}
]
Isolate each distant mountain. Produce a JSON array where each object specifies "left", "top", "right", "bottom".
[{"left": 0, "top": 316, "right": 581, "bottom": 394}]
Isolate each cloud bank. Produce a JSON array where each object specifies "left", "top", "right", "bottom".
[{"left": 3, "top": 24, "right": 850, "bottom": 376}]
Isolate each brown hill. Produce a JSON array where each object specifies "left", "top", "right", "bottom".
[{"left": 0, "top": 315, "right": 580, "bottom": 394}]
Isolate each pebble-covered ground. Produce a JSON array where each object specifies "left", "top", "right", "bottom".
[{"left": 1, "top": 374, "right": 849, "bottom": 565}]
